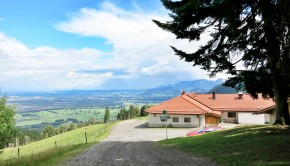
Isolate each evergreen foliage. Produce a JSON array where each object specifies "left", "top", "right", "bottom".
[
  {"left": 140, "top": 105, "right": 150, "bottom": 116},
  {"left": 104, "top": 107, "right": 110, "bottom": 123},
  {"left": 154, "top": 0, "right": 290, "bottom": 125},
  {"left": 117, "top": 105, "right": 149, "bottom": 120}
]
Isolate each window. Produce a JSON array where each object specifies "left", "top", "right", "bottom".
[
  {"left": 228, "top": 112, "right": 237, "bottom": 118},
  {"left": 184, "top": 117, "right": 191, "bottom": 123},
  {"left": 173, "top": 117, "right": 179, "bottom": 122}
]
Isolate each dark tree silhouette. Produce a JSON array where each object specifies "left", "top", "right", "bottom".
[{"left": 154, "top": 0, "right": 290, "bottom": 125}]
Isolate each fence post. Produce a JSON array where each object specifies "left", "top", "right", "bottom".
[
  {"left": 18, "top": 148, "right": 20, "bottom": 158},
  {"left": 85, "top": 132, "right": 88, "bottom": 144},
  {"left": 55, "top": 141, "right": 57, "bottom": 147}
]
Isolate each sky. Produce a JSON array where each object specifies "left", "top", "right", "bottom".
[{"left": 0, "top": 0, "right": 228, "bottom": 92}]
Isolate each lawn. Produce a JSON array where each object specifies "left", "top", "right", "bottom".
[{"left": 158, "top": 125, "right": 290, "bottom": 166}]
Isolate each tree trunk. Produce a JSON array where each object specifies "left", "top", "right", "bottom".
[
  {"left": 273, "top": 75, "right": 283, "bottom": 124},
  {"left": 260, "top": 1, "right": 289, "bottom": 125},
  {"left": 281, "top": 78, "right": 290, "bottom": 125},
  {"left": 272, "top": 74, "right": 290, "bottom": 125}
]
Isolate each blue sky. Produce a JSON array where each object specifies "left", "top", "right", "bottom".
[{"left": 0, "top": 0, "right": 226, "bottom": 92}]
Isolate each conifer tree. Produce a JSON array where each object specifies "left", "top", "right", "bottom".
[
  {"left": 104, "top": 107, "right": 110, "bottom": 123},
  {"left": 154, "top": 0, "right": 290, "bottom": 125}
]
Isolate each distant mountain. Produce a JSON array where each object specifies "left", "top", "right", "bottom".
[
  {"left": 142, "top": 79, "right": 224, "bottom": 95},
  {"left": 174, "top": 79, "right": 224, "bottom": 93},
  {"left": 206, "top": 84, "right": 237, "bottom": 94},
  {"left": 141, "top": 85, "right": 180, "bottom": 95},
  {"left": 7, "top": 79, "right": 227, "bottom": 112}
]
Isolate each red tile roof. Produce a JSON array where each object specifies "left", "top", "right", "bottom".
[
  {"left": 187, "top": 93, "right": 275, "bottom": 112},
  {"left": 145, "top": 95, "right": 210, "bottom": 115},
  {"left": 145, "top": 93, "right": 275, "bottom": 116}
]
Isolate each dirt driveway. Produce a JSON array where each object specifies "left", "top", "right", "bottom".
[{"left": 61, "top": 119, "right": 217, "bottom": 166}]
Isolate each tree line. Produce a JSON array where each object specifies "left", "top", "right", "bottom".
[{"left": 116, "top": 105, "right": 151, "bottom": 120}]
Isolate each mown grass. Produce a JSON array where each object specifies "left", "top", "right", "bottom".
[
  {"left": 158, "top": 125, "right": 290, "bottom": 166},
  {"left": 0, "top": 122, "right": 116, "bottom": 166}
]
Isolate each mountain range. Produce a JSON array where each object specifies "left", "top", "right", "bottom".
[
  {"left": 142, "top": 79, "right": 227, "bottom": 95},
  {"left": 7, "top": 78, "right": 238, "bottom": 112}
]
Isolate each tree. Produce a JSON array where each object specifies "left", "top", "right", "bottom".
[
  {"left": 104, "top": 107, "right": 110, "bottom": 123},
  {"left": 16, "top": 129, "right": 42, "bottom": 145},
  {"left": 43, "top": 125, "right": 55, "bottom": 137},
  {"left": 88, "top": 117, "right": 97, "bottom": 125},
  {"left": 55, "top": 128, "right": 61, "bottom": 135},
  {"left": 154, "top": 0, "right": 290, "bottom": 125},
  {"left": 140, "top": 105, "right": 150, "bottom": 116},
  {"left": 117, "top": 108, "right": 126, "bottom": 120},
  {"left": 128, "top": 105, "right": 140, "bottom": 118},
  {"left": 67, "top": 123, "right": 76, "bottom": 131},
  {"left": 59, "top": 124, "right": 67, "bottom": 134},
  {"left": 0, "top": 96, "right": 16, "bottom": 149}
]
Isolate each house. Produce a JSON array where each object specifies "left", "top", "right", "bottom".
[
  {"left": 145, "top": 92, "right": 276, "bottom": 128},
  {"left": 254, "top": 100, "right": 290, "bottom": 123}
]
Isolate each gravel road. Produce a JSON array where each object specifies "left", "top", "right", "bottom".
[{"left": 60, "top": 119, "right": 217, "bottom": 166}]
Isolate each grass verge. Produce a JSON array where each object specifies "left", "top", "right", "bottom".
[
  {"left": 0, "top": 122, "right": 117, "bottom": 166},
  {"left": 158, "top": 125, "right": 290, "bottom": 166}
]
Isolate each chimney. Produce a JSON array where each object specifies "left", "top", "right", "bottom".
[
  {"left": 181, "top": 89, "right": 186, "bottom": 95},
  {"left": 238, "top": 92, "right": 243, "bottom": 99},
  {"left": 212, "top": 91, "right": 216, "bottom": 99}
]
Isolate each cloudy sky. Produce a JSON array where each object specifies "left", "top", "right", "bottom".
[{"left": 0, "top": 0, "right": 227, "bottom": 92}]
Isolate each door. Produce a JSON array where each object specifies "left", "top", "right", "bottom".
[{"left": 205, "top": 115, "right": 220, "bottom": 125}]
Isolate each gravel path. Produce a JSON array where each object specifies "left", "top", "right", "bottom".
[{"left": 60, "top": 120, "right": 217, "bottom": 166}]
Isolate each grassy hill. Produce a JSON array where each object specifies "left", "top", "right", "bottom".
[
  {"left": 0, "top": 123, "right": 112, "bottom": 166},
  {"left": 158, "top": 125, "right": 290, "bottom": 166}
]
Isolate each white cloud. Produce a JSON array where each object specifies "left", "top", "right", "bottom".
[
  {"left": 56, "top": 2, "right": 228, "bottom": 86},
  {"left": 0, "top": 32, "right": 117, "bottom": 91},
  {"left": 0, "top": 1, "right": 229, "bottom": 92}
]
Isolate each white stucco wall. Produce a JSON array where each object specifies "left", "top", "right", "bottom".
[
  {"left": 200, "top": 115, "right": 206, "bottom": 127},
  {"left": 148, "top": 114, "right": 203, "bottom": 128},
  {"left": 264, "top": 113, "right": 270, "bottom": 124},
  {"left": 238, "top": 112, "right": 266, "bottom": 124},
  {"left": 269, "top": 110, "right": 276, "bottom": 124},
  {"left": 221, "top": 112, "right": 238, "bottom": 123}
]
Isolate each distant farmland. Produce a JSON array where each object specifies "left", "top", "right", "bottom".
[
  {"left": 15, "top": 108, "right": 119, "bottom": 130},
  {"left": 8, "top": 90, "right": 172, "bottom": 112},
  {"left": 8, "top": 90, "right": 174, "bottom": 130}
]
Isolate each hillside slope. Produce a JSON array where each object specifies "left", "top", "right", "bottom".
[{"left": 0, "top": 124, "right": 107, "bottom": 160}]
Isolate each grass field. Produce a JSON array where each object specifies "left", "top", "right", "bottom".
[
  {"left": 0, "top": 123, "right": 108, "bottom": 161},
  {"left": 15, "top": 108, "right": 119, "bottom": 128},
  {"left": 158, "top": 125, "right": 290, "bottom": 166}
]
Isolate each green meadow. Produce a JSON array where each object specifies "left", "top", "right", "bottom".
[
  {"left": 0, "top": 123, "right": 114, "bottom": 166},
  {"left": 15, "top": 108, "right": 119, "bottom": 129}
]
